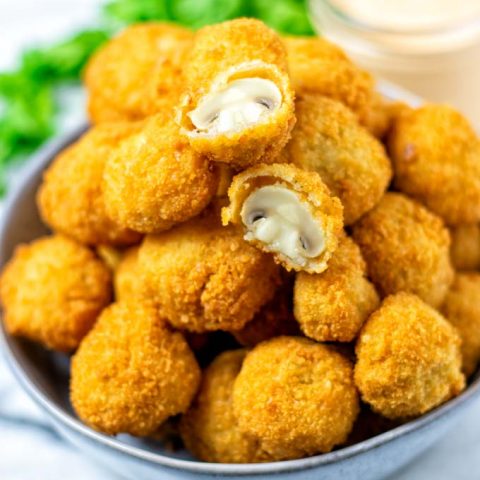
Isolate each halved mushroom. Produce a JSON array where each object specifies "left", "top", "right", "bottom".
[
  {"left": 177, "top": 20, "right": 296, "bottom": 169},
  {"left": 188, "top": 78, "right": 282, "bottom": 135},
  {"left": 241, "top": 185, "right": 325, "bottom": 268},
  {"left": 222, "top": 163, "right": 344, "bottom": 273}
]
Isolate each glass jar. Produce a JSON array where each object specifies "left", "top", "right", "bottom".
[{"left": 309, "top": 0, "right": 480, "bottom": 124}]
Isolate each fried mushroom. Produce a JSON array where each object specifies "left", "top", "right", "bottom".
[
  {"left": 180, "top": 350, "right": 268, "bottom": 463},
  {"left": 389, "top": 104, "right": 480, "bottom": 225},
  {"left": 222, "top": 163, "right": 344, "bottom": 273},
  {"left": 177, "top": 19, "right": 295, "bottom": 168},
  {"left": 103, "top": 115, "right": 219, "bottom": 234},
  {"left": 85, "top": 23, "right": 193, "bottom": 123},
  {"left": 233, "top": 336, "right": 359, "bottom": 460},
  {"left": 352, "top": 193, "right": 454, "bottom": 308},
  {"left": 294, "top": 236, "right": 379, "bottom": 342},
  {"left": 284, "top": 94, "right": 392, "bottom": 225},
  {"left": 70, "top": 301, "right": 200, "bottom": 436},
  {"left": 355, "top": 293, "right": 465, "bottom": 419},
  {"left": 37, "top": 123, "right": 142, "bottom": 246},
  {"left": 139, "top": 214, "right": 281, "bottom": 332},
  {"left": 0, "top": 235, "right": 111, "bottom": 352}
]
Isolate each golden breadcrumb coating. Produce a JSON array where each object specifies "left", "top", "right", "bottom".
[
  {"left": 85, "top": 23, "right": 192, "bottom": 123},
  {"left": 222, "top": 163, "right": 344, "bottom": 273},
  {"left": 388, "top": 104, "right": 480, "bottom": 225},
  {"left": 113, "top": 246, "right": 150, "bottom": 301},
  {"left": 138, "top": 214, "right": 281, "bottom": 332},
  {"left": 294, "top": 236, "right": 379, "bottom": 342},
  {"left": 70, "top": 301, "right": 200, "bottom": 436},
  {"left": 180, "top": 349, "right": 269, "bottom": 463},
  {"left": 284, "top": 94, "right": 392, "bottom": 225},
  {"left": 441, "top": 273, "right": 480, "bottom": 377},
  {"left": 232, "top": 277, "right": 299, "bottom": 347},
  {"left": 352, "top": 193, "right": 454, "bottom": 308},
  {"left": 449, "top": 224, "right": 480, "bottom": 271},
  {"left": 284, "top": 36, "right": 374, "bottom": 123},
  {"left": 355, "top": 293, "right": 465, "bottom": 419},
  {"left": 233, "top": 336, "right": 359, "bottom": 460},
  {"left": 37, "top": 123, "right": 142, "bottom": 246},
  {"left": 0, "top": 235, "right": 111, "bottom": 352},
  {"left": 103, "top": 115, "right": 219, "bottom": 234},
  {"left": 177, "top": 18, "right": 295, "bottom": 168}
]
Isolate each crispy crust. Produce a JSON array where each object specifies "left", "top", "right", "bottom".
[
  {"left": 180, "top": 350, "right": 269, "bottom": 463},
  {"left": 285, "top": 94, "right": 392, "bottom": 225},
  {"left": 0, "top": 235, "right": 111, "bottom": 352},
  {"left": 283, "top": 36, "right": 374, "bottom": 124},
  {"left": 222, "top": 163, "right": 344, "bottom": 273},
  {"left": 355, "top": 293, "right": 465, "bottom": 419},
  {"left": 441, "top": 273, "right": 480, "bottom": 377},
  {"left": 177, "top": 19, "right": 295, "bottom": 168},
  {"left": 388, "top": 104, "right": 480, "bottom": 225},
  {"left": 352, "top": 193, "right": 454, "bottom": 308},
  {"left": 103, "top": 115, "right": 219, "bottom": 234},
  {"left": 233, "top": 336, "right": 359, "bottom": 459},
  {"left": 37, "top": 123, "right": 142, "bottom": 246},
  {"left": 294, "top": 236, "right": 379, "bottom": 342},
  {"left": 138, "top": 214, "right": 281, "bottom": 332},
  {"left": 70, "top": 301, "right": 200, "bottom": 436},
  {"left": 85, "top": 23, "right": 193, "bottom": 123}
]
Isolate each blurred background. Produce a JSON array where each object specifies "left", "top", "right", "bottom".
[{"left": 1, "top": 0, "right": 480, "bottom": 479}]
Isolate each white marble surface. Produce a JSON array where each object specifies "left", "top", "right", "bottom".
[{"left": 1, "top": 1, "right": 480, "bottom": 479}]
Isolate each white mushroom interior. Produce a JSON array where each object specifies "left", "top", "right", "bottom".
[
  {"left": 240, "top": 185, "right": 325, "bottom": 267},
  {"left": 188, "top": 78, "right": 282, "bottom": 134}
]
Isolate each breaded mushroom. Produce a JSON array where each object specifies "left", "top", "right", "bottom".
[
  {"left": 177, "top": 19, "right": 295, "bottom": 168},
  {"left": 85, "top": 23, "right": 193, "bottom": 123},
  {"left": 284, "top": 36, "right": 374, "bottom": 123},
  {"left": 442, "top": 273, "right": 480, "bottom": 377},
  {"left": 355, "top": 293, "right": 465, "bottom": 419},
  {"left": 352, "top": 193, "right": 454, "bottom": 308},
  {"left": 222, "top": 163, "right": 344, "bottom": 273},
  {"left": 388, "top": 104, "right": 480, "bottom": 225},
  {"left": 37, "top": 123, "right": 142, "bottom": 246},
  {"left": 233, "top": 336, "right": 359, "bottom": 460},
  {"left": 139, "top": 213, "right": 281, "bottom": 332},
  {"left": 294, "top": 236, "right": 380, "bottom": 342},
  {"left": 180, "top": 349, "right": 268, "bottom": 463},
  {"left": 232, "top": 278, "right": 299, "bottom": 347},
  {"left": 449, "top": 224, "right": 480, "bottom": 271},
  {"left": 284, "top": 94, "right": 392, "bottom": 225},
  {"left": 103, "top": 115, "right": 219, "bottom": 234},
  {"left": 70, "top": 301, "right": 201, "bottom": 436},
  {"left": 0, "top": 235, "right": 111, "bottom": 352}
]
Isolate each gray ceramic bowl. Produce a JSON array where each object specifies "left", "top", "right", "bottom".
[{"left": 1, "top": 82, "right": 479, "bottom": 480}]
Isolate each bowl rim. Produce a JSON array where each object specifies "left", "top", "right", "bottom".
[{"left": 1, "top": 80, "right": 479, "bottom": 476}]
